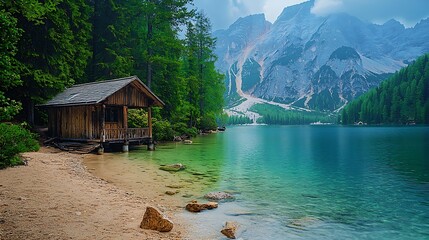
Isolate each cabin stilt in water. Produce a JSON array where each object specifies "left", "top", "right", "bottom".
[{"left": 39, "top": 76, "right": 164, "bottom": 152}]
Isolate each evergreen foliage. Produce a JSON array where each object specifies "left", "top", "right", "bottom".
[
  {"left": 341, "top": 54, "right": 429, "bottom": 124},
  {"left": 0, "top": 9, "right": 22, "bottom": 121},
  {"left": 250, "top": 104, "right": 337, "bottom": 125},
  {"left": 0, "top": 0, "right": 225, "bottom": 139},
  {"left": 181, "top": 10, "right": 224, "bottom": 130},
  {"left": 2, "top": 0, "right": 92, "bottom": 124},
  {"left": 227, "top": 115, "right": 253, "bottom": 125}
]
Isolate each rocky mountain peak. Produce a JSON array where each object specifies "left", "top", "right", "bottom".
[
  {"left": 215, "top": 2, "right": 429, "bottom": 112},
  {"left": 329, "top": 46, "right": 361, "bottom": 61},
  {"left": 383, "top": 19, "right": 405, "bottom": 29}
]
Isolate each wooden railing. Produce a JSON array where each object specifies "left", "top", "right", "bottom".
[{"left": 103, "top": 128, "right": 149, "bottom": 141}]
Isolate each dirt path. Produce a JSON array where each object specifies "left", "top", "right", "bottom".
[{"left": 0, "top": 147, "right": 186, "bottom": 240}]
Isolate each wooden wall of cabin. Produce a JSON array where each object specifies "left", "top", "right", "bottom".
[
  {"left": 48, "top": 106, "right": 100, "bottom": 140},
  {"left": 104, "top": 84, "right": 149, "bottom": 107}
]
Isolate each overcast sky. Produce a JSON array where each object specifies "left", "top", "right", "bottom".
[{"left": 193, "top": 0, "right": 429, "bottom": 30}]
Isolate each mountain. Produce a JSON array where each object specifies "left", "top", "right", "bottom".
[
  {"left": 341, "top": 54, "right": 429, "bottom": 124},
  {"left": 214, "top": 1, "right": 429, "bottom": 114}
]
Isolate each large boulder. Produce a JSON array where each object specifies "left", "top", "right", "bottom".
[
  {"left": 140, "top": 206, "right": 173, "bottom": 232},
  {"left": 185, "top": 200, "right": 218, "bottom": 213},
  {"left": 221, "top": 221, "right": 238, "bottom": 239},
  {"left": 204, "top": 192, "right": 234, "bottom": 201}
]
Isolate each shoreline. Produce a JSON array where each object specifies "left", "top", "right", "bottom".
[{"left": 0, "top": 147, "right": 187, "bottom": 239}]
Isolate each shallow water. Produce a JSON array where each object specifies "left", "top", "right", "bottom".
[{"left": 88, "top": 125, "right": 429, "bottom": 239}]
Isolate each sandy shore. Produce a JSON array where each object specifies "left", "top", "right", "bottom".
[{"left": 0, "top": 147, "right": 186, "bottom": 240}]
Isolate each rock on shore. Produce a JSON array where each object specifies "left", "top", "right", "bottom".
[
  {"left": 221, "top": 221, "right": 238, "bottom": 239},
  {"left": 185, "top": 200, "right": 218, "bottom": 213},
  {"left": 140, "top": 206, "right": 174, "bottom": 232}
]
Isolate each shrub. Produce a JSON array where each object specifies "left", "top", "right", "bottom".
[
  {"left": 128, "top": 109, "right": 148, "bottom": 128},
  {"left": 172, "top": 122, "right": 198, "bottom": 138},
  {"left": 0, "top": 123, "right": 39, "bottom": 169},
  {"left": 152, "top": 119, "right": 175, "bottom": 141}
]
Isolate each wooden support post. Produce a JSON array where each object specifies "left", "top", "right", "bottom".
[
  {"left": 148, "top": 107, "right": 152, "bottom": 138},
  {"left": 123, "top": 105, "right": 128, "bottom": 141},
  {"left": 101, "top": 104, "right": 106, "bottom": 143},
  {"left": 122, "top": 141, "right": 129, "bottom": 152},
  {"left": 97, "top": 145, "right": 104, "bottom": 155},
  {"left": 147, "top": 141, "right": 155, "bottom": 151}
]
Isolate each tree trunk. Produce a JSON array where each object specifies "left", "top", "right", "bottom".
[
  {"left": 26, "top": 99, "right": 35, "bottom": 126},
  {"left": 146, "top": 14, "right": 153, "bottom": 88},
  {"left": 198, "top": 39, "right": 204, "bottom": 114},
  {"left": 92, "top": 0, "right": 97, "bottom": 81}
]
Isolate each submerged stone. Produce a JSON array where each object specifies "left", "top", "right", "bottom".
[
  {"left": 165, "top": 190, "right": 178, "bottom": 195},
  {"left": 286, "top": 216, "right": 319, "bottom": 230},
  {"left": 166, "top": 184, "right": 184, "bottom": 189},
  {"left": 302, "top": 194, "right": 319, "bottom": 199},
  {"left": 225, "top": 211, "right": 255, "bottom": 217},
  {"left": 204, "top": 191, "right": 234, "bottom": 201},
  {"left": 159, "top": 163, "right": 185, "bottom": 172}
]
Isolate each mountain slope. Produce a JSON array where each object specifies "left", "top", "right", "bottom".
[
  {"left": 341, "top": 54, "right": 429, "bottom": 124},
  {"left": 214, "top": 1, "right": 429, "bottom": 114}
]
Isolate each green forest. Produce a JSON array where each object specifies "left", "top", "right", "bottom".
[
  {"left": 0, "top": 0, "right": 224, "bottom": 133},
  {"left": 341, "top": 54, "right": 429, "bottom": 125},
  {"left": 0, "top": 0, "right": 224, "bottom": 167},
  {"left": 250, "top": 104, "right": 337, "bottom": 125}
]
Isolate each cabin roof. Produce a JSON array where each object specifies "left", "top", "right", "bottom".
[{"left": 40, "top": 76, "right": 164, "bottom": 107}]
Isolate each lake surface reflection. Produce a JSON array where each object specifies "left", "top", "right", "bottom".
[{"left": 99, "top": 125, "right": 429, "bottom": 239}]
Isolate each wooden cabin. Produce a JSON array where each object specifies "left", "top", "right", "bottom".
[{"left": 40, "top": 76, "right": 164, "bottom": 149}]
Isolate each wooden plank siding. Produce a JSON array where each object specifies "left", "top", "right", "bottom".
[
  {"left": 48, "top": 106, "right": 99, "bottom": 140},
  {"left": 104, "top": 84, "right": 149, "bottom": 108}
]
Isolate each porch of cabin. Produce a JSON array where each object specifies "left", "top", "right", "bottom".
[
  {"left": 101, "top": 104, "right": 153, "bottom": 146},
  {"left": 103, "top": 127, "right": 151, "bottom": 143}
]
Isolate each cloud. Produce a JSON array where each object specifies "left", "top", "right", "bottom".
[
  {"left": 193, "top": 0, "right": 307, "bottom": 30},
  {"left": 193, "top": 0, "right": 429, "bottom": 30},
  {"left": 263, "top": 0, "right": 308, "bottom": 23},
  {"left": 311, "top": 0, "right": 429, "bottom": 27},
  {"left": 311, "top": 0, "right": 343, "bottom": 16}
]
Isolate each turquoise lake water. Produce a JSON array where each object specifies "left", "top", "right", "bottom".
[{"left": 128, "top": 125, "right": 429, "bottom": 239}]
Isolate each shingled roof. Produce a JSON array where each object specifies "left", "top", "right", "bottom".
[{"left": 40, "top": 76, "right": 164, "bottom": 107}]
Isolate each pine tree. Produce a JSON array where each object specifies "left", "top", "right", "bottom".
[
  {"left": 341, "top": 54, "right": 429, "bottom": 124},
  {"left": 0, "top": 9, "right": 22, "bottom": 121},
  {"left": 4, "top": 0, "right": 92, "bottom": 124}
]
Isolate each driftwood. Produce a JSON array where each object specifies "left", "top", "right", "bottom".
[
  {"left": 53, "top": 142, "right": 100, "bottom": 154},
  {"left": 43, "top": 137, "right": 58, "bottom": 145}
]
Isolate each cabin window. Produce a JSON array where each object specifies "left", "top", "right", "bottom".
[{"left": 105, "top": 107, "right": 119, "bottom": 122}]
